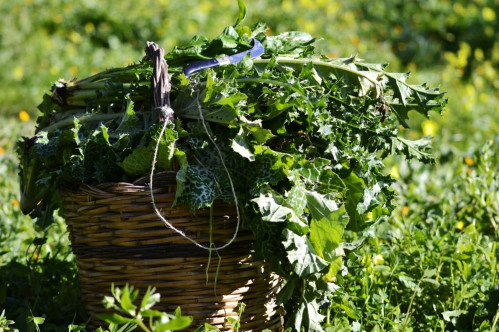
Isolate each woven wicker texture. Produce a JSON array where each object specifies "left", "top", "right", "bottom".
[{"left": 62, "top": 171, "right": 282, "bottom": 331}]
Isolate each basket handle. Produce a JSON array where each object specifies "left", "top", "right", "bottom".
[{"left": 145, "top": 41, "right": 174, "bottom": 123}]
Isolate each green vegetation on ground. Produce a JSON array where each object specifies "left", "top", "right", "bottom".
[{"left": 1, "top": 0, "right": 497, "bottom": 331}]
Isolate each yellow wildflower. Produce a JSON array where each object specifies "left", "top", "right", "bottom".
[
  {"left": 12, "top": 199, "right": 19, "bottom": 206},
  {"left": 456, "top": 221, "right": 465, "bottom": 231},
  {"left": 373, "top": 254, "right": 385, "bottom": 265},
  {"left": 389, "top": 165, "right": 400, "bottom": 179},
  {"left": 402, "top": 205, "right": 409, "bottom": 217},
  {"left": 464, "top": 157, "right": 474, "bottom": 166},
  {"left": 422, "top": 120, "right": 438, "bottom": 136},
  {"left": 350, "top": 35, "right": 360, "bottom": 46},
  {"left": 84, "top": 22, "right": 95, "bottom": 34},
  {"left": 281, "top": 0, "right": 293, "bottom": 12},
  {"left": 482, "top": 7, "right": 496, "bottom": 21},
  {"left": 474, "top": 48, "right": 484, "bottom": 62},
  {"left": 19, "top": 110, "right": 30, "bottom": 122},
  {"left": 0, "top": 146, "right": 4, "bottom": 155},
  {"left": 14, "top": 66, "right": 24, "bottom": 80}
]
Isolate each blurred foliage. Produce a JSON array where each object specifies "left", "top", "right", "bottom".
[{"left": 350, "top": 0, "right": 498, "bottom": 70}]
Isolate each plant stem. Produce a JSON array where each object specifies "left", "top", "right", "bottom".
[
  {"left": 135, "top": 319, "right": 152, "bottom": 332},
  {"left": 253, "top": 57, "right": 381, "bottom": 90},
  {"left": 401, "top": 279, "right": 422, "bottom": 330},
  {"left": 39, "top": 113, "right": 123, "bottom": 132}
]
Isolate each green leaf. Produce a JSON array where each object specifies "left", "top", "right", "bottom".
[
  {"left": 140, "top": 287, "right": 160, "bottom": 311},
  {"left": 391, "top": 136, "right": 435, "bottom": 163},
  {"left": 252, "top": 187, "right": 293, "bottom": 223},
  {"left": 276, "top": 277, "right": 299, "bottom": 305},
  {"left": 141, "top": 309, "right": 166, "bottom": 318},
  {"left": 317, "top": 169, "right": 346, "bottom": 193},
  {"left": 305, "top": 191, "right": 339, "bottom": 222},
  {"left": 29, "top": 316, "right": 45, "bottom": 325},
  {"left": 115, "top": 95, "right": 139, "bottom": 133},
  {"left": 155, "top": 316, "right": 193, "bottom": 330},
  {"left": 287, "top": 181, "right": 307, "bottom": 214},
  {"left": 252, "top": 183, "right": 308, "bottom": 234},
  {"left": 173, "top": 148, "right": 188, "bottom": 205},
  {"left": 322, "top": 256, "right": 343, "bottom": 282},
  {"left": 441, "top": 310, "right": 465, "bottom": 323},
  {"left": 342, "top": 171, "right": 365, "bottom": 231},
  {"left": 234, "top": 0, "right": 247, "bottom": 27},
  {"left": 120, "top": 145, "right": 153, "bottom": 178},
  {"left": 289, "top": 301, "right": 325, "bottom": 332},
  {"left": 290, "top": 158, "right": 330, "bottom": 183},
  {"left": 100, "top": 124, "right": 110, "bottom": 144},
  {"left": 173, "top": 306, "right": 182, "bottom": 317},
  {"left": 103, "top": 295, "right": 116, "bottom": 309},
  {"left": 120, "top": 125, "right": 177, "bottom": 178},
  {"left": 308, "top": 203, "right": 349, "bottom": 261},
  {"left": 96, "top": 313, "right": 135, "bottom": 325},
  {"left": 231, "top": 127, "right": 254, "bottom": 161},
  {"left": 120, "top": 286, "right": 137, "bottom": 315},
  {"left": 282, "top": 230, "right": 329, "bottom": 277}
]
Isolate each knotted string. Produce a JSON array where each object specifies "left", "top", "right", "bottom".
[{"left": 144, "top": 41, "right": 240, "bottom": 251}]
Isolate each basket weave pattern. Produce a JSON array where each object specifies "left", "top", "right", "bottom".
[{"left": 61, "top": 171, "right": 282, "bottom": 331}]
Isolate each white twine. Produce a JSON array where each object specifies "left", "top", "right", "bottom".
[{"left": 149, "top": 83, "right": 240, "bottom": 251}]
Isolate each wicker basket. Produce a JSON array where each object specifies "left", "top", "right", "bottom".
[{"left": 61, "top": 171, "right": 282, "bottom": 331}]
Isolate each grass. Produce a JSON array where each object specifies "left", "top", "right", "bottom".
[{"left": 1, "top": 0, "right": 498, "bottom": 331}]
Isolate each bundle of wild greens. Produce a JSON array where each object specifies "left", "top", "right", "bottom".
[{"left": 18, "top": 7, "right": 446, "bottom": 331}]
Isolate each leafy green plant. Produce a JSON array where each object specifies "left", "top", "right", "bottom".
[
  {"left": 349, "top": 0, "right": 499, "bottom": 71},
  {"left": 0, "top": 310, "right": 18, "bottom": 332},
  {"left": 96, "top": 284, "right": 192, "bottom": 332},
  {"left": 16, "top": 2, "right": 446, "bottom": 330},
  {"left": 321, "top": 138, "right": 499, "bottom": 331}
]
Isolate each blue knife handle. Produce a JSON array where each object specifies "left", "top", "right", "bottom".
[{"left": 183, "top": 38, "right": 264, "bottom": 77}]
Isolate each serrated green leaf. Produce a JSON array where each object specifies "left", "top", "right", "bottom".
[
  {"left": 391, "top": 136, "right": 435, "bottom": 163},
  {"left": 283, "top": 230, "right": 329, "bottom": 277},
  {"left": 290, "top": 158, "right": 330, "bottom": 183},
  {"left": 100, "top": 124, "right": 110, "bottom": 144},
  {"left": 252, "top": 187, "right": 293, "bottom": 223},
  {"left": 231, "top": 127, "right": 254, "bottom": 161},
  {"left": 115, "top": 95, "right": 139, "bottom": 133},
  {"left": 287, "top": 181, "right": 307, "bottom": 214},
  {"left": 289, "top": 300, "right": 325, "bottom": 332}
]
